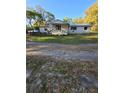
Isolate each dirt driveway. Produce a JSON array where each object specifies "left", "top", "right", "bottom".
[
  {"left": 26, "top": 41, "right": 98, "bottom": 93},
  {"left": 27, "top": 42, "right": 97, "bottom": 62}
]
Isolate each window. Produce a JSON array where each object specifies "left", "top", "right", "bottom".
[
  {"left": 71, "top": 26, "right": 77, "bottom": 30},
  {"left": 44, "top": 28, "right": 47, "bottom": 31},
  {"left": 56, "top": 25, "right": 61, "bottom": 30},
  {"left": 84, "top": 27, "right": 88, "bottom": 30}
]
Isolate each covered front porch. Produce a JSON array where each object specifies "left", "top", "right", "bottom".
[{"left": 47, "top": 20, "right": 69, "bottom": 35}]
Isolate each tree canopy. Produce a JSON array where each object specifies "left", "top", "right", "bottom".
[
  {"left": 73, "top": 17, "right": 84, "bottom": 24},
  {"left": 84, "top": 2, "right": 98, "bottom": 31},
  {"left": 72, "top": 2, "right": 98, "bottom": 31},
  {"left": 63, "top": 17, "right": 72, "bottom": 23},
  {"left": 26, "top": 5, "right": 55, "bottom": 28},
  {"left": 26, "top": 9, "right": 43, "bottom": 28}
]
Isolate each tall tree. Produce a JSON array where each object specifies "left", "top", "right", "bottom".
[
  {"left": 26, "top": 5, "right": 55, "bottom": 30},
  {"left": 26, "top": 10, "right": 36, "bottom": 27},
  {"left": 26, "top": 7, "right": 43, "bottom": 25},
  {"left": 35, "top": 5, "right": 46, "bottom": 21},
  {"left": 63, "top": 17, "right": 72, "bottom": 23},
  {"left": 84, "top": 2, "right": 98, "bottom": 31},
  {"left": 73, "top": 17, "right": 84, "bottom": 24},
  {"left": 35, "top": 5, "right": 55, "bottom": 22},
  {"left": 45, "top": 11, "right": 55, "bottom": 22}
]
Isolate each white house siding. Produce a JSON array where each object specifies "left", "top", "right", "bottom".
[
  {"left": 40, "top": 28, "right": 45, "bottom": 32},
  {"left": 40, "top": 27, "right": 47, "bottom": 33},
  {"left": 34, "top": 29, "right": 39, "bottom": 32},
  {"left": 83, "top": 27, "right": 90, "bottom": 33},
  {"left": 68, "top": 26, "right": 90, "bottom": 34}
]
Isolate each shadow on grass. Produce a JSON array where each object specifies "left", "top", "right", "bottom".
[{"left": 27, "top": 32, "right": 98, "bottom": 44}]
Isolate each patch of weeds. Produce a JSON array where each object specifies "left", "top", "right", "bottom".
[
  {"left": 51, "top": 65, "right": 68, "bottom": 74},
  {"left": 61, "top": 87, "right": 70, "bottom": 93},
  {"left": 39, "top": 81, "right": 48, "bottom": 93},
  {"left": 26, "top": 55, "right": 98, "bottom": 93}
]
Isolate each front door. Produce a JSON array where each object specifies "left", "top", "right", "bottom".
[{"left": 55, "top": 25, "right": 61, "bottom": 30}]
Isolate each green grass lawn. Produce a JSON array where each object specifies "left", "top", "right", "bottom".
[{"left": 27, "top": 32, "right": 98, "bottom": 44}]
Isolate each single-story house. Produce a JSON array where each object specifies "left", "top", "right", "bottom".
[
  {"left": 41, "top": 20, "right": 91, "bottom": 35},
  {"left": 28, "top": 20, "right": 91, "bottom": 35}
]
